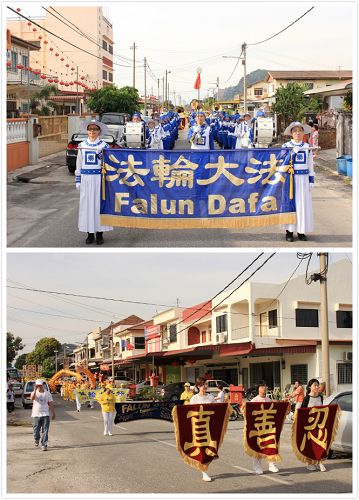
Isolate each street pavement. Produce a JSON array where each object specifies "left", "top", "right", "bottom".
[
  {"left": 7, "top": 131, "right": 352, "bottom": 248},
  {"left": 7, "top": 395, "right": 352, "bottom": 495}
]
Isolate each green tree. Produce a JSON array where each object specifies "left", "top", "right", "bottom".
[
  {"left": 14, "top": 353, "right": 28, "bottom": 370},
  {"left": 30, "top": 84, "right": 60, "bottom": 115},
  {"left": 31, "top": 337, "right": 62, "bottom": 363},
  {"left": 272, "top": 82, "right": 322, "bottom": 131},
  {"left": 7, "top": 332, "right": 25, "bottom": 365},
  {"left": 87, "top": 85, "right": 140, "bottom": 115},
  {"left": 202, "top": 97, "right": 215, "bottom": 110},
  {"left": 343, "top": 90, "right": 352, "bottom": 110}
]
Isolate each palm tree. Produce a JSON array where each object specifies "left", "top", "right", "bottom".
[{"left": 30, "top": 84, "right": 60, "bottom": 115}]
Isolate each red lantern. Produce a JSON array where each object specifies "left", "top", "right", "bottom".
[
  {"left": 80, "top": 76, "right": 85, "bottom": 80},
  {"left": 34, "top": 70, "right": 41, "bottom": 75},
  {"left": 38, "top": 35, "right": 42, "bottom": 40},
  {"left": 69, "top": 81, "right": 74, "bottom": 85},
  {"left": 53, "top": 79, "right": 59, "bottom": 83},
  {"left": 16, "top": 64, "right": 24, "bottom": 69},
  {"left": 71, "top": 67, "right": 75, "bottom": 71},
  {"left": 65, "top": 64, "right": 70, "bottom": 68},
  {"left": 60, "top": 57, "right": 64, "bottom": 62},
  {"left": 65, "top": 82, "right": 69, "bottom": 87},
  {"left": 16, "top": 7, "right": 21, "bottom": 11},
  {"left": 55, "top": 53, "right": 59, "bottom": 57},
  {"left": 28, "top": 67, "right": 32, "bottom": 71},
  {"left": 32, "top": 28, "right": 37, "bottom": 32},
  {"left": 44, "top": 40, "right": 48, "bottom": 45},
  {"left": 50, "top": 47, "right": 54, "bottom": 52},
  {"left": 6, "top": 60, "right": 11, "bottom": 67},
  {"left": 27, "top": 22, "right": 32, "bottom": 26},
  {"left": 40, "top": 74, "right": 47, "bottom": 80},
  {"left": 48, "top": 79, "right": 53, "bottom": 83}
]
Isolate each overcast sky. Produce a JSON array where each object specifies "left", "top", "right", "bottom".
[
  {"left": 6, "top": 1, "right": 354, "bottom": 104},
  {"left": 7, "top": 252, "right": 351, "bottom": 354}
]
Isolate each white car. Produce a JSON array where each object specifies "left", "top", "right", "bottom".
[
  {"left": 205, "top": 379, "right": 230, "bottom": 395},
  {"left": 324, "top": 390, "right": 352, "bottom": 454},
  {"left": 135, "top": 380, "right": 164, "bottom": 395},
  {"left": 112, "top": 376, "right": 135, "bottom": 388}
]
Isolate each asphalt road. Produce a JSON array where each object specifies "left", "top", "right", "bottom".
[
  {"left": 7, "top": 395, "right": 353, "bottom": 495},
  {"left": 7, "top": 131, "right": 352, "bottom": 248}
]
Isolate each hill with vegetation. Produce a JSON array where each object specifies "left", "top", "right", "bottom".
[{"left": 221, "top": 69, "right": 268, "bottom": 100}]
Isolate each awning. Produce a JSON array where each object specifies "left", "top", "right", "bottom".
[{"left": 219, "top": 342, "right": 253, "bottom": 357}]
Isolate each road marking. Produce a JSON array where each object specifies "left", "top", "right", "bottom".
[
  {"left": 90, "top": 416, "right": 101, "bottom": 420},
  {"left": 148, "top": 438, "right": 176, "bottom": 448},
  {"left": 231, "top": 465, "right": 292, "bottom": 485},
  {"left": 116, "top": 425, "right": 128, "bottom": 431}
]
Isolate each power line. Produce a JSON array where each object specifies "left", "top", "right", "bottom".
[
  {"left": 7, "top": 285, "right": 177, "bottom": 308},
  {"left": 247, "top": 6, "right": 315, "bottom": 46},
  {"left": 8, "top": 306, "right": 105, "bottom": 323}
]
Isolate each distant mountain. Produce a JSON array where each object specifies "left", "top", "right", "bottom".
[{"left": 220, "top": 69, "right": 268, "bottom": 100}]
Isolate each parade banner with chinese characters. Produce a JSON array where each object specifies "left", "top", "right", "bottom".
[
  {"left": 292, "top": 404, "right": 340, "bottom": 464},
  {"left": 172, "top": 403, "right": 232, "bottom": 472},
  {"left": 100, "top": 148, "right": 296, "bottom": 229},
  {"left": 243, "top": 401, "right": 290, "bottom": 462},
  {"left": 114, "top": 400, "right": 183, "bottom": 423},
  {"left": 74, "top": 388, "right": 129, "bottom": 403}
]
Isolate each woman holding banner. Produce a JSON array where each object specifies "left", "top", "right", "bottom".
[{"left": 99, "top": 384, "right": 116, "bottom": 436}]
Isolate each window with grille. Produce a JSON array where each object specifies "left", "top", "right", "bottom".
[
  {"left": 216, "top": 314, "right": 227, "bottom": 333},
  {"left": 134, "top": 337, "right": 145, "bottom": 349},
  {"left": 109, "top": 45, "right": 113, "bottom": 54},
  {"left": 169, "top": 324, "right": 177, "bottom": 343},
  {"left": 268, "top": 309, "right": 278, "bottom": 329},
  {"left": 290, "top": 364, "right": 308, "bottom": 384},
  {"left": 336, "top": 310, "right": 352, "bottom": 328},
  {"left": 10, "top": 51, "right": 18, "bottom": 71},
  {"left": 102, "top": 40, "right": 107, "bottom": 51},
  {"left": 337, "top": 363, "right": 352, "bottom": 384},
  {"left": 108, "top": 72, "right": 113, "bottom": 82},
  {"left": 254, "top": 88, "right": 263, "bottom": 96},
  {"left": 295, "top": 308, "right": 319, "bottom": 327},
  {"left": 103, "top": 70, "right": 107, "bottom": 80}
]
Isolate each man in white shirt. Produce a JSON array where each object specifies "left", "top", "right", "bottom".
[{"left": 31, "top": 379, "right": 56, "bottom": 451}]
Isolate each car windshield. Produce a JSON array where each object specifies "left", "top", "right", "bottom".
[
  {"left": 100, "top": 114, "right": 126, "bottom": 125},
  {"left": 25, "top": 382, "right": 48, "bottom": 392}
]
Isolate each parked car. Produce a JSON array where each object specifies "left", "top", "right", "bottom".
[
  {"left": 160, "top": 381, "right": 196, "bottom": 401},
  {"left": 205, "top": 379, "right": 230, "bottom": 395},
  {"left": 66, "top": 132, "right": 121, "bottom": 174},
  {"left": 324, "top": 390, "right": 352, "bottom": 454},
  {"left": 112, "top": 376, "right": 135, "bottom": 388},
  {"left": 22, "top": 380, "right": 50, "bottom": 409},
  {"left": 136, "top": 379, "right": 164, "bottom": 395},
  {"left": 12, "top": 381, "right": 23, "bottom": 397},
  {"left": 99, "top": 112, "right": 130, "bottom": 141}
]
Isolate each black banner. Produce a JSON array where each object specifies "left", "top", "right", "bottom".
[{"left": 115, "top": 400, "right": 184, "bottom": 423}]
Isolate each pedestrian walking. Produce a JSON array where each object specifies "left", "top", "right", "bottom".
[
  {"left": 300, "top": 378, "right": 327, "bottom": 472},
  {"left": 75, "top": 118, "right": 113, "bottom": 246},
  {"left": 282, "top": 121, "right": 314, "bottom": 242},
  {"left": 180, "top": 382, "right": 193, "bottom": 404},
  {"left": 6, "top": 383, "right": 15, "bottom": 414},
  {"left": 289, "top": 380, "right": 305, "bottom": 409},
  {"left": 214, "top": 384, "right": 226, "bottom": 403},
  {"left": 190, "top": 377, "right": 216, "bottom": 482},
  {"left": 250, "top": 381, "right": 280, "bottom": 475},
  {"left": 99, "top": 384, "right": 116, "bottom": 436},
  {"left": 74, "top": 382, "right": 82, "bottom": 412},
  {"left": 312, "top": 124, "right": 319, "bottom": 157},
  {"left": 30, "top": 379, "right": 56, "bottom": 451}
]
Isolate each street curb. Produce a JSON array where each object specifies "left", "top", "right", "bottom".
[{"left": 7, "top": 151, "right": 66, "bottom": 183}]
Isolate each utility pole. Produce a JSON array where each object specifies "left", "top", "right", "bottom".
[
  {"left": 144, "top": 57, "right": 147, "bottom": 116},
  {"left": 54, "top": 350, "right": 58, "bottom": 372},
  {"left": 319, "top": 253, "right": 330, "bottom": 395},
  {"left": 242, "top": 42, "right": 247, "bottom": 112},
  {"left": 162, "top": 77, "right": 165, "bottom": 111},
  {"left": 157, "top": 78, "right": 160, "bottom": 113},
  {"left": 110, "top": 321, "right": 115, "bottom": 379},
  {"left": 173, "top": 91, "right": 176, "bottom": 107},
  {"left": 165, "top": 69, "right": 171, "bottom": 109},
  {"left": 76, "top": 66, "right": 79, "bottom": 114},
  {"left": 130, "top": 42, "right": 137, "bottom": 88},
  {"left": 168, "top": 82, "right": 170, "bottom": 108}
]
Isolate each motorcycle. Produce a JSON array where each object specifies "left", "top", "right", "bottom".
[
  {"left": 229, "top": 402, "right": 244, "bottom": 421},
  {"left": 244, "top": 386, "right": 257, "bottom": 401}
]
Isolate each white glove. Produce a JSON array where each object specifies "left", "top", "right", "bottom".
[
  {"left": 76, "top": 183, "right": 81, "bottom": 191},
  {"left": 309, "top": 183, "right": 314, "bottom": 191},
  {"left": 292, "top": 146, "right": 300, "bottom": 154}
]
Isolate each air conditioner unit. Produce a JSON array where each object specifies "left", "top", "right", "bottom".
[
  {"left": 216, "top": 333, "right": 227, "bottom": 344},
  {"left": 343, "top": 351, "right": 352, "bottom": 362}
]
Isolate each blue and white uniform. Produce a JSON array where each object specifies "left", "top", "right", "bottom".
[
  {"left": 146, "top": 126, "right": 164, "bottom": 149},
  {"left": 75, "top": 138, "right": 113, "bottom": 234},
  {"left": 187, "top": 123, "right": 214, "bottom": 150},
  {"left": 235, "top": 119, "right": 253, "bottom": 148},
  {"left": 282, "top": 140, "right": 314, "bottom": 234}
]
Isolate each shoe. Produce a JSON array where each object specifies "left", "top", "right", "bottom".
[
  {"left": 254, "top": 466, "right": 263, "bottom": 475},
  {"left": 298, "top": 233, "right": 307, "bottom": 241},
  {"left": 77, "top": 409, "right": 80, "bottom": 412},
  {"left": 318, "top": 463, "right": 326, "bottom": 472},
  {"left": 86, "top": 233, "right": 95, "bottom": 244},
  {"left": 34, "top": 442, "right": 39, "bottom": 448},
  {"left": 108, "top": 432, "right": 113, "bottom": 436},
  {"left": 41, "top": 446, "right": 47, "bottom": 451},
  {"left": 96, "top": 232, "right": 104, "bottom": 245},
  {"left": 104, "top": 431, "right": 108, "bottom": 436},
  {"left": 268, "top": 463, "right": 279, "bottom": 473},
  {"left": 306, "top": 464, "right": 317, "bottom": 471},
  {"left": 285, "top": 230, "right": 294, "bottom": 242},
  {"left": 202, "top": 472, "right": 212, "bottom": 482}
]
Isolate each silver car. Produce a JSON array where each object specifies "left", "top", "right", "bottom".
[{"left": 324, "top": 390, "right": 352, "bottom": 454}]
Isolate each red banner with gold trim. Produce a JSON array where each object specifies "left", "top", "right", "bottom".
[
  {"left": 172, "top": 403, "right": 231, "bottom": 472},
  {"left": 292, "top": 404, "right": 340, "bottom": 464},
  {"left": 243, "top": 401, "right": 289, "bottom": 462}
]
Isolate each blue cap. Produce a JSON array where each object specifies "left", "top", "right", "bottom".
[
  {"left": 132, "top": 112, "right": 141, "bottom": 118},
  {"left": 197, "top": 111, "right": 206, "bottom": 117}
]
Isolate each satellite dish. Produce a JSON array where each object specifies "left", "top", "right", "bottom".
[{"left": 196, "top": 67, "right": 202, "bottom": 74}]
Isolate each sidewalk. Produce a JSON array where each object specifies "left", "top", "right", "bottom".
[
  {"left": 314, "top": 148, "right": 352, "bottom": 185},
  {"left": 7, "top": 150, "right": 66, "bottom": 183}
]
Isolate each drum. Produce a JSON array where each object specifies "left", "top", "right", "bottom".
[
  {"left": 253, "top": 117, "right": 275, "bottom": 147},
  {"left": 123, "top": 121, "right": 146, "bottom": 148}
]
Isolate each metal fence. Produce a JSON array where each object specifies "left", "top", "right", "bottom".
[{"left": 38, "top": 115, "right": 68, "bottom": 158}]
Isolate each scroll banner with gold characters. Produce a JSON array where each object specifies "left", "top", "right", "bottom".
[
  {"left": 243, "top": 401, "right": 290, "bottom": 462},
  {"left": 74, "top": 388, "right": 129, "bottom": 403},
  {"left": 292, "top": 404, "right": 341, "bottom": 464},
  {"left": 100, "top": 148, "right": 296, "bottom": 229},
  {"left": 172, "top": 403, "right": 232, "bottom": 472}
]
